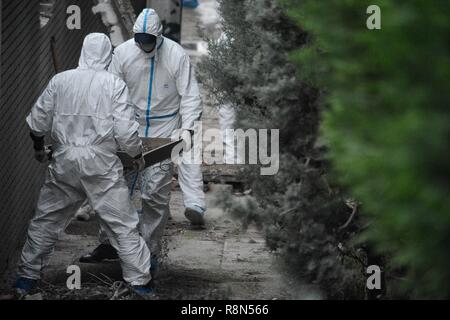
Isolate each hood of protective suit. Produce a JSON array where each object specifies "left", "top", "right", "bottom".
[
  {"left": 78, "top": 33, "right": 112, "bottom": 71},
  {"left": 133, "top": 8, "right": 163, "bottom": 37}
]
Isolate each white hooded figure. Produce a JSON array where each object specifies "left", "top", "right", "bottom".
[
  {"left": 218, "top": 102, "right": 240, "bottom": 164},
  {"left": 14, "top": 33, "right": 152, "bottom": 295},
  {"left": 80, "top": 9, "right": 205, "bottom": 267},
  {"left": 216, "top": 33, "right": 240, "bottom": 164}
]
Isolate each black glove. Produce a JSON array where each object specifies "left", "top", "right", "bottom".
[
  {"left": 45, "top": 145, "right": 53, "bottom": 161},
  {"left": 34, "top": 150, "right": 47, "bottom": 163},
  {"left": 30, "top": 132, "right": 47, "bottom": 163},
  {"left": 171, "top": 129, "right": 194, "bottom": 152}
]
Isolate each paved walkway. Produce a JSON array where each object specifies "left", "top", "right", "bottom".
[{"left": 42, "top": 183, "right": 320, "bottom": 300}]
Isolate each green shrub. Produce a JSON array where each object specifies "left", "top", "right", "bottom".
[
  {"left": 199, "top": 0, "right": 365, "bottom": 298},
  {"left": 286, "top": 0, "right": 450, "bottom": 298}
]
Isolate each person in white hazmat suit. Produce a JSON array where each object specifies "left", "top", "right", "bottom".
[
  {"left": 218, "top": 103, "right": 240, "bottom": 164},
  {"left": 13, "top": 33, "right": 154, "bottom": 297},
  {"left": 79, "top": 9, "right": 205, "bottom": 267}
]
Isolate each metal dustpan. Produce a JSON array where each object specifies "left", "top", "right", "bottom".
[
  {"left": 45, "top": 138, "right": 182, "bottom": 169},
  {"left": 117, "top": 138, "right": 182, "bottom": 169}
]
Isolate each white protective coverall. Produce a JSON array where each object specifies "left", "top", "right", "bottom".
[
  {"left": 215, "top": 33, "right": 240, "bottom": 164},
  {"left": 218, "top": 103, "right": 240, "bottom": 164},
  {"left": 104, "top": 9, "right": 204, "bottom": 254},
  {"left": 19, "top": 33, "right": 151, "bottom": 286}
]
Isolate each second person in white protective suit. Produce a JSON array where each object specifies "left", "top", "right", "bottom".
[
  {"left": 79, "top": 9, "right": 205, "bottom": 270},
  {"left": 13, "top": 33, "right": 153, "bottom": 297}
]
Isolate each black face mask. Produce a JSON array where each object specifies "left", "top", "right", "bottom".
[{"left": 135, "top": 33, "right": 157, "bottom": 53}]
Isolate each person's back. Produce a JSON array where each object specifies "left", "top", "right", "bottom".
[
  {"left": 27, "top": 33, "right": 142, "bottom": 176},
  {"left": 51, "top": 68, "right": 117, "bottom": 149}
]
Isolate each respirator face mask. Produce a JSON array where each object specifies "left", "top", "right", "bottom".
[{"left": 135, "top": 33, "right": 157, "bottom": 53}]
